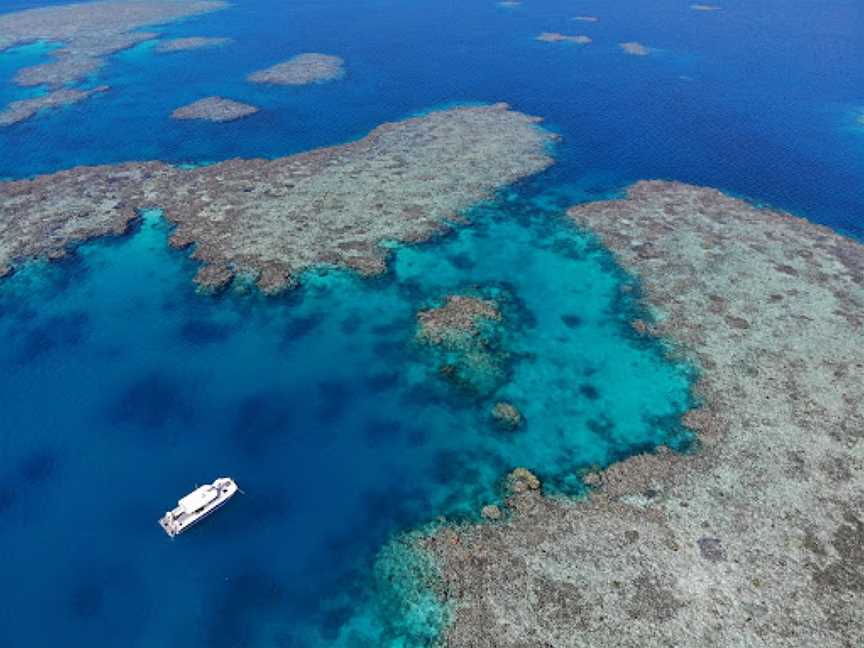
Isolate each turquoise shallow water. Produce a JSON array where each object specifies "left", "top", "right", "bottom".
[
  {"left": 1, "top": 0, "right": 862, "bottom": 645},
  {"left": 0, "top": 188, "right": 692, "bottom": 646}
]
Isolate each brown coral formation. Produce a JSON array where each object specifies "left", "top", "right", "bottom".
[
  {"left": 417, "top": 295, "right": 502, "bottom": 345},
  {"left": 170, "top": 97, "right": 259, "bottom": 122},
  {"left": 423, "top": 182, "right": 864, "bottom": 646},
  {"left": 0, "top": 103, "right": 555, "bottom": 292},
  {"left": 491, "top": 401, "right": 523, "bottom": 429},
  {"left": 0, "top": 0, "right": 227, "bottom": 121},
  {"left": 154, "top": 36, "right": 232, "bottom": 53},
  {"left": 247, "top": 53, "right": 345, "bottom": 86}
]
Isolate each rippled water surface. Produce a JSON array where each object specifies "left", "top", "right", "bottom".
[{"left": 1, "top": 0, "right": 862, "bottom": 646}]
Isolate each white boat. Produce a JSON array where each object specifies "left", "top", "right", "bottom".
[{"left": 158, "top": 477, "right": 238, "bottom": 538}]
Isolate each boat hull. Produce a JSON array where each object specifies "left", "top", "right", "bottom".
[{"left": 159, "top": 477, "right": 238, "bottom": 537}]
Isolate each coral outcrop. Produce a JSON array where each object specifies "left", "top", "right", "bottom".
[
  {"left": 416, "top": 295, "right": 501, "bottom": 345},
  {"left": 491, "top": 401, "right": 523, "bottom": 429},
  {"left": 416, "top": 294, "right": 509, "bottom": 396}
]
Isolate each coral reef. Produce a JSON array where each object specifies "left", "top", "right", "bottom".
[
  {"left": 0, "top": 0, "right": 227, "bottom": 120},
  {"left": 620, "top": 41, "right": 650, "bottom": 56},
  {"left": 247, "top": 53, "right": 345, "bottom": 86},
  {"left": 423, "top": 182, "right": 864, "bottom": 647},
  {"left": 155, "top": 36, "right": 232, "bottom": 53},
  {"left": 170, "top": 97, "right": 259, "bottom": 122},
  {"left": 536, "top": 33, "right": 592, "bottom": 44},
  {"left": 0, "top": 104, "right": 555, "bottom": 292},
  {"left": 0, "top": 85, "right": 109, "bottom": 127}
]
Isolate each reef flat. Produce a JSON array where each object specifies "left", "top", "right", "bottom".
[
  {"left": 247, "top": 53, "right": 345, "bottom": 86},
  {"left": 0, "top": 0, "right": 227, "bottom": 122},
  {"left": 424, "top": 181, "right": 864, "bottom": 647},
  {"left": 0, "top": 103, "right": 555, "bottom": 291},
  {"left": 170, "top": 96, "right": 258, "bottom": 122}
]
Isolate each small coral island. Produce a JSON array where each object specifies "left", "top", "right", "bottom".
[
  {"left": 171, "top": 97, "right": 259, "bottom": 122},
  {"left": 0, "top": 104, "right": 556, "bottom": 292},
  {"left": 420, "top": 181, "right": 864, "bottom": 646},
  {"left": 247, "top": 53, "right": 345, "bottom": 86}
]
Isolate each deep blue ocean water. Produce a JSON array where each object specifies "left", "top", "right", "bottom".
[{"left": 0, "top": 0, "right": 862, "bottom": 646}]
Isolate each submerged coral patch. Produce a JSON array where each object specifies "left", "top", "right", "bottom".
[
  {"left": 536, "top": 32, "right": 592, "bottom": 45},
  {"left": 620, "top": 41, "right": 650, "bottom": 56}
]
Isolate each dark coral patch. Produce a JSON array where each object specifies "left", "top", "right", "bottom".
[
  {"left": 0, "top": 483, "right": 16, "bottom": 515},
  {"left": 206, "top": 572, "right": 286, "bottom": 648},
  {"left": 579, "top": 383, "right": 600, "bottom": 400},
  {"left": 69, "top": 582, "right": 103, "bottom": 619},
  {"left": 233, "top": 392, "right": 294, "bottom": 454},
  {"left": 18, "top": 449, "right": 57, "bottom": 483},
  {"left": 14, "top": 311, "right": 89, "bottom": 364},
  {"left": 179, "top": 318, "right": 234, "bottom": 345},
  {"left": 109, "top": 371, "right": 194, "bottom": 429},
  {"left": 364, "top": 418, "right": 402, "bottom": 447},
  {"left": 586, "top": 415, "right": 615, "bottom": 439},
  {"left": 561, "top": 313, "right": 583, "bottom": 328},
  {"left": 282, "top": 313, "right": 323, "bottom": 343},
  {"left": 365, "top": 370, "right": 399, "bottom": 393},
  {"left": 339, "top": 314, "right": 362, "bottom": 334},
  {"left": 448, "top": 252, "right": 475, "bottom": 270},
  {"left": 315, "top": 380, "right": 354, "bottom": 424}
]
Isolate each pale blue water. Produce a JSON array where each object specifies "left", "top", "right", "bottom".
[{"left": 0, "top": 0, "right": 861, "bottom": 646}]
